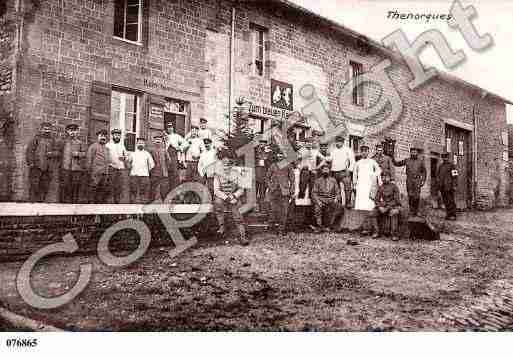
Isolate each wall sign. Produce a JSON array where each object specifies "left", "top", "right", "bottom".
[
  {"left": 249, "top": 102, "right": 292, "bottom": 120},
  {"left": 271, "top": 79, "right": 293, "bottom": 111}
]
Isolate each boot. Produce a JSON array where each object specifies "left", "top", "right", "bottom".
[
  {"left": 216, "top": 223, "right": 225, "bottom": 235},
  {"left": 238, "top": 225, "right": 249, "bottom": 246}
]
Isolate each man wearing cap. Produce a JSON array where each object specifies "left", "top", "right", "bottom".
[
  {"left": 60, "top": 124, "right": 87, "bottom": 203},
  {"left": 314, "top": 141, "right": 332, "bottom": 174},
  {"left": 86, "top": 129, "right": 112, "bottom": 203},
  {"left": 266, "top": 150, "right": 295, "bottom": 235},
  {"left": 373, "top": 171, "right": 402, "bottom": 240},
  {"left": 198, "top": 137, "right": 217, "bottom": 199},
  {"left": 331, "top": 135, "right": 355, "bottom": 208},
  {"left": 149, "top": 135, "right": 172, "bottom": 202},
  {"left": 198, "top": 118, "right": 213, "bottom": 141},
  {"left": 127, "top": 138, "right": 155, "bottom": 204},
  {"left": 183, "top": 124, "right": 204, "bottom": 183},
  {"left": 297, "top": 137, "right": 314, "bottom": 199},
  {"left": 164, "top": 122, "right": 185, "bottom": 192},
  {"left": 106, "top": 128, "right": 129, "bottom": 203},
  {"left": 393, "top": 147, "right": 427, "bottom": 217},
  {"left": 213, "top": 151, "right": 248, "bottom": 245},
  {"left": 311, "top": 162, "right": 343, "bottom": 233},
  {"left": 372, "top": 143, "right": 394, "bottom": 182},
  {"left": 436, "top": 152, "right": 458, "bottom": 220},
  {"left": 26, "top": 122, "right": 62, "bottom": 202},
  {"left": 254, "top": 136, "right": 271, "bottom": 212}
]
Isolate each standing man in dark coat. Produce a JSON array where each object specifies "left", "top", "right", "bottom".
[
  {"left": 164, "top": 122, "right": 184, "bottom": 194},
  {"left": 60, "top": 124, "right": 87, "bottom": 203},
  {"left": 266, "top": 150, "right": 295, "bottom": 235},
  {"left": 436, "top": 152, "right": 458, "bottom": 220},
  {"left": 373, "top": 171, "right": 402, "bottom": 241},
  {"left": 26, "top": 122, "right": 62, "bottom": 202},
  {"left": 149, "top": 134, "right": 171, "bottom": 202},
  {"left": 393, "top": 147, "right": 427, "bottom": 216},
  {"left": 255, "top": 137, "right": 271, "bottom": 212},
  {"left": 86, "top": 129, "right": 111, "bottom": 203},
  {"left": 372, "top": 143, "right": 394, "bottom": 181}
]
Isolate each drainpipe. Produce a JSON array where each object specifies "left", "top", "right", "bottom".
[
  {"left": 228, "top": 4, "right": 236, "bottom": 137},
  {"left": 472, "top": 103, "right": 478, "bottom": 208}
]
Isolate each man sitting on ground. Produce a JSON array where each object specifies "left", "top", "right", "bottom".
[
  {"left": 372, "top": 171, "right": 402, "bottom": 241},
  {"left": 311, "top": 163, "right": 343, "bottom": 233}
]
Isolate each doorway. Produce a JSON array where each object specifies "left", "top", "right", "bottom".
[{"left": 445, "top": 124, "right": 472, "bottom": 209}]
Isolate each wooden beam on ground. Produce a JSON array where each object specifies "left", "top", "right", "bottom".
[{"left": 0, "top": 203, "right": 213, "bottom": 217}]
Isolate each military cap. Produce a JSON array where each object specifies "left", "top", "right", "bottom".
[
  {"left": 360, "top": 144, "right": 370, "bottom": 150},
  {"left": 203, "top": 137, "right": 212, "bottom": 144},
  {"left": 335, "top": 135, "right": 346, "bottom": 142},
  {"left": 375, "top": 143, "right": 384, "bottom": 149},
  {"left": 111, "top": 128, "right": 122, "bottom": 134},
  {"left": 136, "top": 137, "right": 146, "bottom": 142},
  {"left": 153, "top": 134, "right": 164, "bottom": 139},
  {"left": 441, "top": 151, "right": 450, "bottom": 158},
  {"left": 65, "top": 124, "right": 79, "bottom": 131},
  {"left": 319, "top": 162, "right": 331, "bottom": 170},
  {"left": 96, "top": 129, "right": 108, "bottom": 136},
  {"left": 410, "top": 146, "right": 422, "bottom": 152},
  {"left": 190, "top": 124, "right": 199, "bottom": 129},
  {"left": 199, "top": 118, "right": 208, "bottom": 124},
  {"left": 381, "top": 170, "right": 392, "bottom": 177},
  {"left": 319, "top": 141, "right": 329, "bottom": 146}
]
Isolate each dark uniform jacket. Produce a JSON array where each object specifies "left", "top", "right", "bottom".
[
  {"left": 86, "top": 142, "right": 111, "bottom": 176},
  {"left": 393, "top": 157, "right": 427, "bottom": 194},
  {"left": 61, "top": 138, "right": 87, "bottom": 171},
  {"left": 255, "top": 145, "right": 270, "bottom": 183},
  {"left": 26, "top": 134, "right": 62, "bottom": 171},
  {"left": 436, "top": 162, "right": 458, "bottom": 192},
  {"left": 375, "top": 182, "right": 401, "bottom": 208},
  {"left": 312, "top": 176, "right": 341, "bottom": 204},
  {"left": 372, "top": 154, "right": 394, "bottom": 180},
  {"left": 266, "top": 163, "right": 295, "bottom": 197}
]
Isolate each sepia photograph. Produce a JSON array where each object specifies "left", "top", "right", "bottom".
[{"left": 0, "top": 0, "right": 512, "bottom": 355}]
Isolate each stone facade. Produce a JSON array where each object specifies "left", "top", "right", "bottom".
[{"left": 4, "top": 0, "right": 510, "bottom": 208}]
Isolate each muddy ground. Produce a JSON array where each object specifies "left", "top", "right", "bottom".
[{"left": 0, "top": 208, "right": 512, "bottom": 331}]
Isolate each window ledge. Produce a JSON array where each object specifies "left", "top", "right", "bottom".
[{"left": 112, "top": 36, "right": 143, "bottom": 47}]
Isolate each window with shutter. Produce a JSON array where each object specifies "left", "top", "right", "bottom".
[
  {"left": 110, "top": 89, "right": 142, "bottom": 151},
  {"left": 89, "top": 81, "right": 112, "bottom": 144},
  {"left": 113, "top": 0, "right": 144, "bottom": 44},
  {"left": 349, "top": 61, "right": 364, "bottom": 106}
]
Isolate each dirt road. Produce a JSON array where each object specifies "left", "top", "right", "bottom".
[{"left": 0, "top": 208, "right": 512, "bottom": 331}]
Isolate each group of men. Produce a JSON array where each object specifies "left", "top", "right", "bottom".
[
  {"left": 26, "top": 118, "right": 216, "bottom": 205},
  {"left": 254, "top": 135, "right": 458, "bottom": 241}
]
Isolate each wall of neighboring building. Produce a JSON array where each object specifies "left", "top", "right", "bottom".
[
  {"left": 0, "top": 0, "right": 17, "bottom": 201},
  {"left": 509, "top": 123, "right": 513, "bottom": 204}
]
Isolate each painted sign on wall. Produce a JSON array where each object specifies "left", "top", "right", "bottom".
[{"left": 271, "top": 79, "right": 293, "bottom": 111}]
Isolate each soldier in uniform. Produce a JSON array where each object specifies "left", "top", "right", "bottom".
[
  {"left": 436, "top": 152, "right": 458, "bottom": 220},
  {"left": 372, "top": 143, "right": 394, "bottom": 181},
  {"left": 106, "top": 128, "right": 129, "bottom": 204},
  {"left": 266, "top": 150, "right": 295, "bottom": 235},
  {"left": 149, "top": 134, "right": 172, "bottom": 202},
  {"left": 213, "top": 151, "right": 248, "bottom": 245},
  {"left": 86, "top": 129, "right": 112, "bottom": 203},
  {"left": 26, "top": 121, "right": 62, "bottom": 202},
  {"left": 311, "top": 163, "right": 343, "bottom": 233},
  {"left": 331, "top": 135, "right": 355, "bottom": 208},
  {"left": 60, "top": 124, "right": 87, "bottom": 203},
  {"left": 373, "top": 171, "right": 402, "bottom": 241},
  {"left": 393, "top": 147, "right": 427, "bottom": 217},
  {"left": 164, "top": 122, "right": 185, "bottom": 193},
  {"left": 255, "top": 137, "right": 271, "bottom": 212}
]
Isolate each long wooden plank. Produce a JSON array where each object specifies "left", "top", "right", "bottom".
[{"left": 0, "top": 203, "right": 213, "bottom": 217}]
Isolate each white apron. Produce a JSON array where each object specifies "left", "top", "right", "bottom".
[{"left": 353, "top": 158, "right": 381, "bottom": 211}]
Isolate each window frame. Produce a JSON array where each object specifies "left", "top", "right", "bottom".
[
  {"left": 110, "top": 88, "right": 142, "bottom": 150},
  {"left": 349, "top": 61, "right": 364, "bottom": 107},
  {"left": 113, "top": 0, "right": 143, "bottom": 45},
  {"left": 250, "top": 23, "right": 267, "bottom": 77}
]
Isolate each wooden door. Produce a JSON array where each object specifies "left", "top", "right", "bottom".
[{"left": 445, "top": 125, "right": 472, "bottom": 209}]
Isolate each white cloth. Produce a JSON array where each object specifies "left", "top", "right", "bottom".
[
  {"left": 331, "top": 146, "right": 355, "bottom": 172},
  {"left": 198, "top": 148, "right": 218, "bottom": 178},
  {"left": 353, "top": 158, "right": 381, "bottom": 211},
  {"left": 106, "top": 141, "right": 128, "bottom": 170},
  {"left": 165, "top": 133, "right": 184, "bottom": 151},
  {"left": 128, "top": 150, "right": 155, "bottom": 177},
  {"left": 198, "top": 128, "right": 213, "bottom": 140}
]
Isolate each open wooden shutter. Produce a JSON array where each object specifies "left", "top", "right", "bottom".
[
  {"left": 88, "top": 81, "right": 111, "bottom": 144},
  {"left": 146, "top": 94, "right": 166, "bottom": 141},
  {"left": 141, "top": 0, "right": 150, "bottom": 50}
]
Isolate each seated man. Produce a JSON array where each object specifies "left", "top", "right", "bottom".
[
  {"left": 372, "top": 171, "right": 402, "bottom": 241},
  {"left": 311, "top": 163, "right": 343, "bottom": 233},
  {"left": 213, "top": 151, "right": 248, "bottom": 246}
]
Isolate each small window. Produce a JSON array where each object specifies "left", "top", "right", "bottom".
[
  {"left": 250, "top": 24, "right": 267, "bottom": 77},
  {"left": 350, "top": 61, "right": 364, "bottom": 106},
  {"left": 249, "top": 116, "right": 265, "bottom": 135},
  {"left": 114, "top": 0, "right": 143, "bottom": 43},
  {"left": 111, "top": 89, "right": 141, "bottom": 151},
  {"left": 0, "top": 1, "right": 7, "bottom": 17},
  {"left": 349, "top": 135, "right": 362, "bottom": 153}
]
